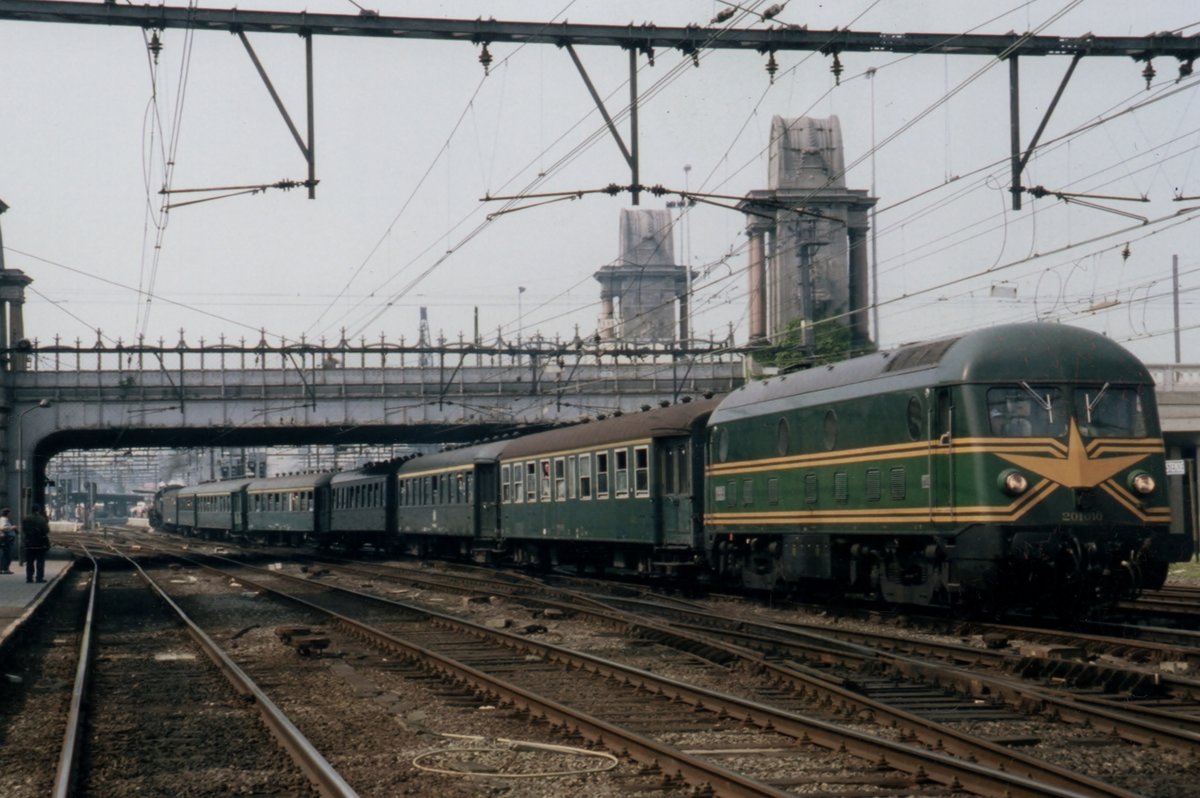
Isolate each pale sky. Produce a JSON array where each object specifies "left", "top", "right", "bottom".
[{"left": 1, "top": 0, "right": 1198, "bottom": 364}]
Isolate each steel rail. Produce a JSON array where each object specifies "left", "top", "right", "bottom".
[
  {"left": 51, "top": 551, "right": 96, "bottom": 798},
  {"left": 317, "top": 557, "right": 1145, "bottom": 798},
  {"left": 124, "top": 555, "right": 360, "bottom": 798},
  {"left": 591, "top": 592, "right": 1200, "bottom": 756},
  {"left": 185, "top": 552, "right": 1121, "bottom": 798}
]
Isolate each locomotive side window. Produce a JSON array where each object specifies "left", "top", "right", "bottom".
[
  {"left": 634, "top": 446, "right": 649, "bottom": 497},
  {"left": 1075, "top": 385, "right": 1147, "bottom": 437},
  {"left": 906, "top": 397, "right": 922, "bottom": 441},
  {"left": 823, "top": 410, "right": 838, "bottom": 451},
  {"left": 987, "top": 385, "right": 1066, "bottom": 437},
  {"left": 711, "top": 426, "right": 729, "bottom": 463}
]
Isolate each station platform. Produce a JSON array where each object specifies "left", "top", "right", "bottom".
[{"left": 0, "top": 551, "right": 74, "bottom": 646}]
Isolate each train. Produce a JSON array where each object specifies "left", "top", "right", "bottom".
[{"left": 151, "top": 322, "right": 1191, "bottom": 616}]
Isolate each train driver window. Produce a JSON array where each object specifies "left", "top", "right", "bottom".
[
  {"left": 987, "top": 386, "right": 1066, "bottom": 437},
  {"left": 1075, "top": 385, "right": 1147, "bottom": 438}
]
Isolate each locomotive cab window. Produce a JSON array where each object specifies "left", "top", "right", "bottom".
[
  {"left": 987, "top": 385, "right": 1067, "bottom": 437},
  {"left": 1075, "top": 384, "right": 1147, "bottom": 438}
]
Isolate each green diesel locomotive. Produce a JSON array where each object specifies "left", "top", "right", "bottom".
[{"left": 707, "top": 322, "right": 1186, "bottom": 614}]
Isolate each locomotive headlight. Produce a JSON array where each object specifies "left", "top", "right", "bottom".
[
  {"left": 1128, "top": 471, "right": 1156, "bottom": 495},
  {"left": 999, "top": 469, "right": 1029, "bottom": 496}
]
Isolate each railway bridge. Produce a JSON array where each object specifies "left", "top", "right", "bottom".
[{"left": 0, "top": 335, "right": 744, "bottom": 513}]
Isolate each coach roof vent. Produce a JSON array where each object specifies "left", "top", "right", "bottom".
[{"left": 884, "top": 336, "right": 961, "bottom": 373}]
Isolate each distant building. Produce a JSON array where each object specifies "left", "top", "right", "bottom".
[
  {"left": 595, "top": 208, "right": 693, "bottom": 344},
  {"left": 740, "top": 115, "right": 877, "bottom": 348}
]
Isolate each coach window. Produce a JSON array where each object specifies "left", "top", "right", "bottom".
[
  {"left": 554, "top": 458, "right": 567, "bottom": 501},
  {"left": 596, "top": 452, "right": 610, "bottom": 498},
  {"left": 466, "top": 473, "right": 474, "bottom": 503},
  {"left": 634, "top": 446, "right": 649, "bottom": 497},
  {"left": 615, "top": 449, "right": 630, "bottom": 498},
  {"left": 525, "top": 462, "right": 538, "bottom": 503},
  {"left": 500, "top": 465, "right": 511, "bottom": 503},
  {"left": 776, "top": 418, "right": 791, "bottom": 456},
  {"left": 823, "top": 410, "right": 838, "bottom": 451},
  {"left": 906, "top": 396, "right": 922, "bottom": 441},
  {"left": 540, "top": 460, "right": 552, "bottom": 501},
  {"left": 567, "top": 456, "right": 577, "bottom": 499},
  {"left": 579, "top": 453, "right": 593, "bottom": 499}
]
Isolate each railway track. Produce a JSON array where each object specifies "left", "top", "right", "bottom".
[
  {"left": 62, "top": 529, "right": 1200, "bottom": 795},
  {"left": 117, "top": 532, "right": 1118, "bottom": 792},
  {"left": 0, "top": 550, "right": 342, "bottom": 798}
]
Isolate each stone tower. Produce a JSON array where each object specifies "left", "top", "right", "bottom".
[
  {"left": 739, "top": 116, "right": 876, "bottom": 348},
  {"left": 594, "top": 208, "right": 692, "bottom": 344}
]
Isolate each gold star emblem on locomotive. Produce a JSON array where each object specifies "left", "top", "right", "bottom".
[{"left": 996, "top": 419, "right": 1147, "bottom": 489}]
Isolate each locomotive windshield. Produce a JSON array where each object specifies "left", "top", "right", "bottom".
[
  {"left": 1075, "top": 384, "right": 1147, "bottom": 437},
  {"left": 987, "top": 382, "right": 1147, "bottom": 437},
  {"left": 987, "top": 385, "right": 1066, "bottom": 437}
]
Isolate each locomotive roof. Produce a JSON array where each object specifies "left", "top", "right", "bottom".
[
  {"left": 500, "top": 398, "right": 720, "bottom": 460},
  {"left": 713, "top": 323, "right": 1151, "bottom": 420}
]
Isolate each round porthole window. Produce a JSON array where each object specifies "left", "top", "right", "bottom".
[
  {"left": 776, "top": 418, "right": 790, "bottom": 456},
  {"left": 712, "top": 426, "right": 729, "bottom": 463},
  {"left": 906, "top": 396, "right": 923, "bottom": 441},
  {"left": 823, "top": 410, "right": 838, "bottom": 451}
]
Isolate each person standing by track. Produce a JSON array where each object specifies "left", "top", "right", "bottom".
[
  {"left": 21, "top": 505, "right": 50, "bottom": 584},
  {"left": 0, "top": 508, "right": 14, "bottom": 574}
]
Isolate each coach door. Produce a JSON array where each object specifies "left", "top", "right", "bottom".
[
  {"left": 660, "top": 437, "right": 697, "bottom": 547},
  {"left": 474, "top": 463, "right": 499, "bottom": 540}
]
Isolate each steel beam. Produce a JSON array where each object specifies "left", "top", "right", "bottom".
[{"left": 1, "top": 2, "right": 1198, "bottom": 60}]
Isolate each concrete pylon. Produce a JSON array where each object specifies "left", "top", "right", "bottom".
[{"left": 738, "top": 116, "right": 876, "bottom": 350}]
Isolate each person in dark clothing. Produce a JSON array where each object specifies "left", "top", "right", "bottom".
[
  {"left": 0, "top": 508, "right": 14, "bottom": 574},
  {"left": 21, "top": 505, "right": 51, "bottom": 584}
]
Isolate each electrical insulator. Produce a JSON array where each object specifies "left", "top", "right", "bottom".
[
  {"left": 1142, "top": 60, "right": 1155, "bottom": 90},
  {"left": 478, "top": 43, "right": 493, "bottom": 76},
  {"left": 1121, "top": 243, "right": 1132, "bottom": 262},
  {"left": 148, "top": 30, "right": 163, "bottom": 64},
  {"left": 831, "top": 52, "right": 844, "bottom": 85},
  {"left": 765, "top": 51, "right": 778, "bottom": 83}
]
